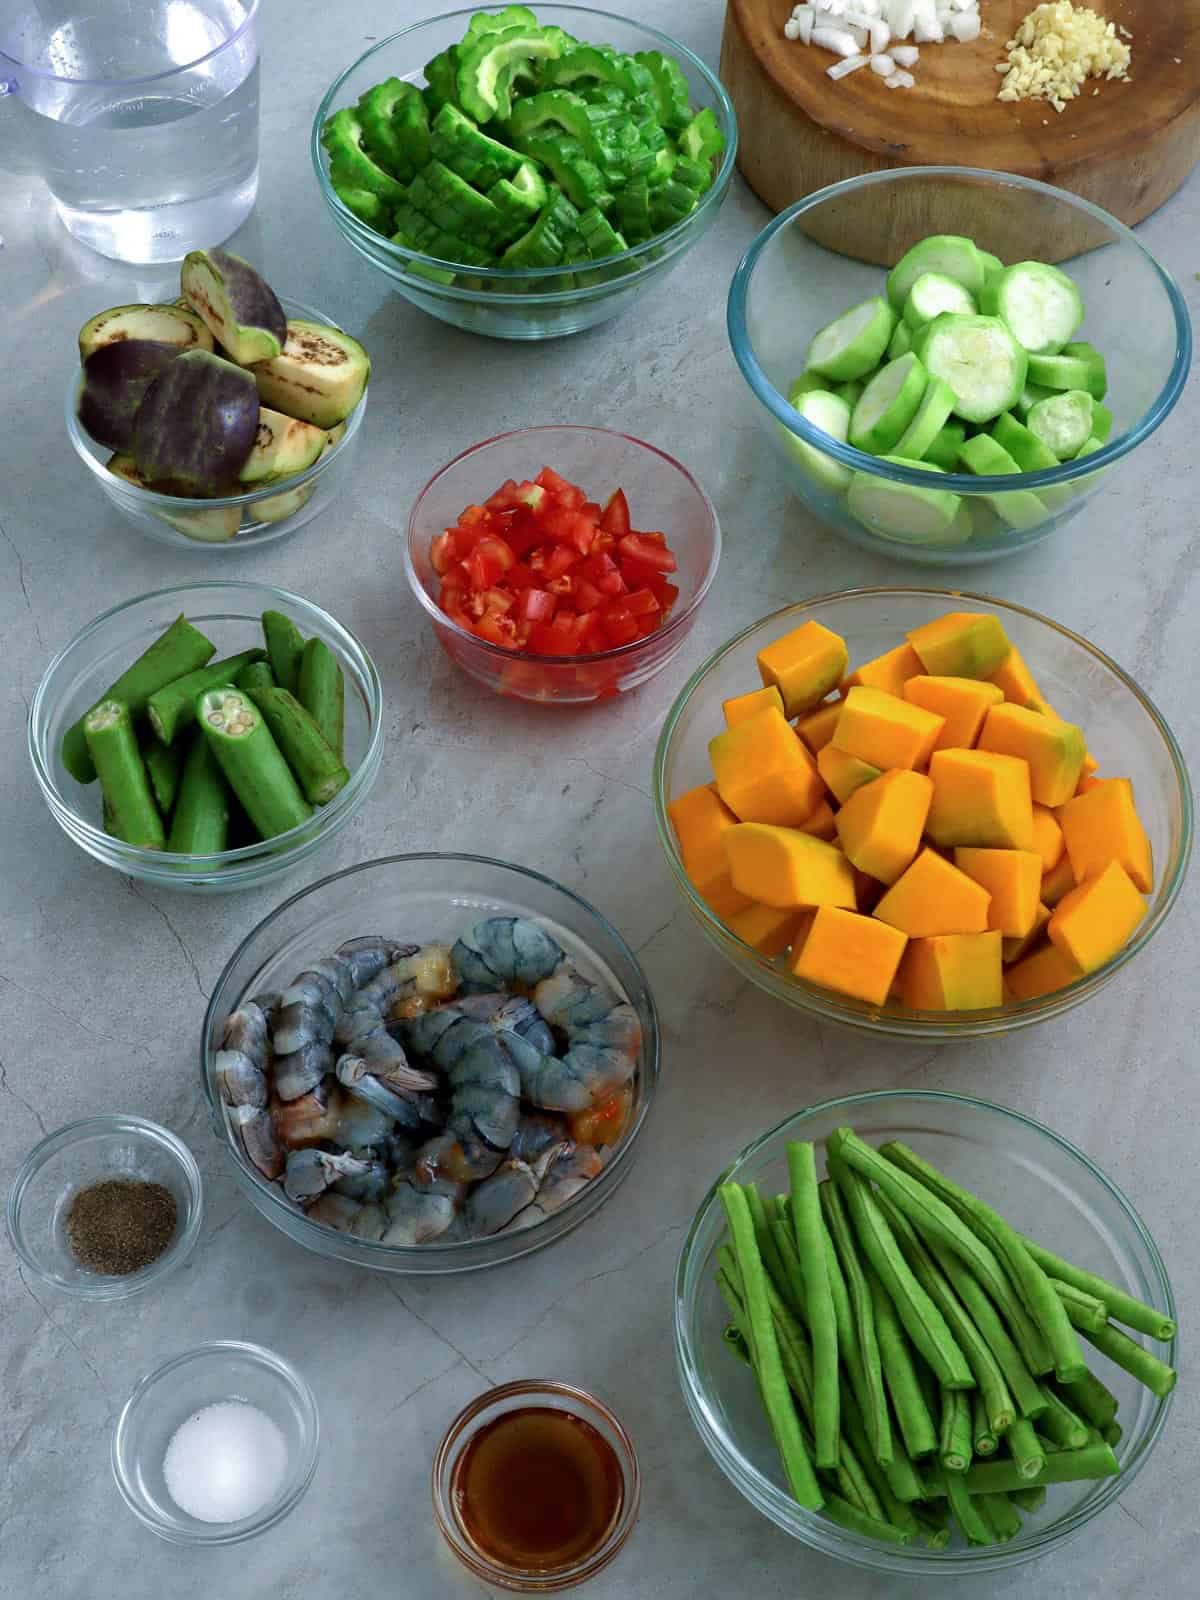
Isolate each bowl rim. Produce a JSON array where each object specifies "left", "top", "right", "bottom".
[
  {"left": 309, "top": 3, "right": 738, "bottom": 301},
  {"left": 5, "top": 1113, "right": 204, "bottom": 1300},
  {"left": 653, "top": 586, "right": 1193, "bottom": 1037},
  {"left": 404, "top": 424, "right": 722, "bottom": 667},
  {"left": 27, "top": 579, "right": 384, "bottom": 873},
  {"left": 66, "top": 295, "right": 368, "bottom": 510},
  {"left": 110, "top": 1337, "right": 320, "bottom": 1546},
  {"left": 674, "top": 1087, "right": 1178, "bottom": 1574},
  {"left": 727, "top": 165, "right": 1193, "bottom": 495},
  {"left": 1, "top": 0, "right": 259, "bottom": 85},
  {"left": 199, "top": 851, "right": 662, "bottom": 1269}
]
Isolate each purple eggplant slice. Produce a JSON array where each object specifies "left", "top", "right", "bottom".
[
  {"left": 106, "top": 454, "right": 243, "bottom": 541},
  {"left": 78, "top": 302, "right": 214, "bottom": 362},
  {"left": 78, "top": 338, "right": 183, "bottom": 453},
  {"left": 180, "top": 247, "right": 287, "bottom": 365},
  {"left": 237, "top": 407, "right": 328, "bottom": 483},
  {"left": 132, "top": 348, "right": 259, "bottom": 496}
]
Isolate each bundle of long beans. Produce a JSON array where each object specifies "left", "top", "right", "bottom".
[{"left": 717, "top": 1126, "right": 1177, "bottom": 1550}]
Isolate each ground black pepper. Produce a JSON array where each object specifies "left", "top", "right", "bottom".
[{"left": 64, "top": 1178, "right": 178, "bottom": 1274}]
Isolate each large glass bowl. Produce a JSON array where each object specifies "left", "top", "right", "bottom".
[
  {"left": 28, "top": 581, "right": 383, "bottom": 893},
  {"left": 200, "top": 853, "right": 661, "bottom": 1272},
  {"left": 311, "top": 6, "right": 737, "bottom": 340},
  {"left": 406, "top": 425, "right": 721, "bottom": 704},
  {"left": 675, "top": 1090, "right": 1177, "bottom": 1575},
  {"left": 727, "top": 168, "right": 1191, "bottom": 564},
  {"left": 653, "top": 588, "right": 1192, "bottom": 1039},
  {"left": 66, "top": 298, "right": 367, "bottom": 551}
]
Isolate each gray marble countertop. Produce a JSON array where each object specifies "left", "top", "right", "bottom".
[{"left": 1, "top": 3, "right": 1196, "bottom": 1595}]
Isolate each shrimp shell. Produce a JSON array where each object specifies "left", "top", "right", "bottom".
[
  {"left": 284, "top": 1147, "right": 370, "bottom": 1204},
  {"left": 451, "top": 917, "right": 564, "bottom": 992},
  {"left": 273, "top": 1039, "right": 333, "bottom": 1102},
  {"left": 229, "top": 1102, "right": 284, "bottom": 1182}
]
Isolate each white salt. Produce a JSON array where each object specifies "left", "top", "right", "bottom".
[{"left": 163, "top": 1400, "right": 288, "bottom": 1523}]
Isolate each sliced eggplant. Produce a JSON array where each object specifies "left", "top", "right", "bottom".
[
  {"left": 238, "top": 407, "right": 328, "bottom": 484},
  {"left": 106, "top": 454, "right": 242, "bottom": 542},
  {"left": 248, "top": 321, "right": 370, "bottom": 429},
  {"left": 78, "top": 339, "right": 182, "bottom": 452},
  {"left": 132, "top": 348, "right": 260, "bottom": 497},
  {"left": 253, "top": 478, "right": 319, "bottom": 524},
  {"left": 78, "top": 302, "right": 214, "bottom": 362},
  {"left": 325, "top": 421, "right": 348, "bottom": 450},
  {"left": 180, "top": 247, "right": 288, "bottom": 365}
]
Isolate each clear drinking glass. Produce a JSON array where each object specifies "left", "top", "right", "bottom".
[{"left": 0, "top": 0, "right": 260, "bottom": 262}]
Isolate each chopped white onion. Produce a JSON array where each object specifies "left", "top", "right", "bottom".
[
  {"left": 870, "top": 53, "right": 896, "bottom": 74},
  {"left": 869, "top": 19, "right": 891, "bottom": 53},
  {"left": 784, "top": 0, "right": 979, "bottom": 89},
  {"left": 913, "top": 19, "right": 945, "bottom": 43},
  {"left": 827, "top": 52, "right": 870, "bottom": 78},
  {"left": 886, "top": 1, "right": 915, "bottom": 42},
  {"left": 950, "top": 13, "right": 981, "bottom": 41},
  {"left": 889, "top": 44, "right": 920, "bottom": 66},
  {"left": 811, "top": 24, "right": 861, "bottom": 56},
  {"left": 885, "top": 67, "right": 916, "bottom": 87}
]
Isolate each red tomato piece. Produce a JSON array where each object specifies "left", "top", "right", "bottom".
[
  {"left": 431, "top": 528, "right": 460, "bottom": 575},
  {"left": 625, "top": 587, "right": 660, "bottom": 617},
  {"left": 542, "top": 506, "right": 597, "bottom": 556},
  {"left": 536, "top": 465, "right": 586, "bottom": 509},
  {"left": 462, "top": 533, "right": 515, "bottom": 589},
  {"left": 579, "top": 551, "right": 626, "bottom": 596},
  {"left": 574, "top": 577, "right": 604, "bottom": 613},
  {"left": 519, "top": 587, "right": 557, "bottom": 623},
  {"left": 481, "top": 587, "right": 513, "bottom": 614},
  {"left": 652, "top": 578, "right": 680, "bottom": 617},
  {"left": 600, "top": 603, "right": 640, "bottom": 647},
  {"left": 546, "top": 573, "right": 575, "bottom": 597},
  {"left": 581, "top": 501, "right": 602, "bottom": 521},
  {"left": 503, "top": 508, "right": 543, "bottom": 557},
  {"left": 599, "top": 488, "right": 630, "bottom": 537},
  {"left": 530, "top": 543, "right": 576, "bottom": 582},
  {"left": 474, "top": 612, "right": 520, "bottom": 649},
  {"left": 617, "top": 532, "right": 676, "bottom": 572}
]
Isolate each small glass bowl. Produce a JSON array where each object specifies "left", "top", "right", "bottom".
[
  {"left": 728, "top": 167, "right": 1192, "bottom": 563},
  {"left": 653, "top": 587, "right": 1192, "bottom": 1039},
  {"left": 675, "top": 1090, "right": 1177, "bottom": 1574},
  {"left": 433, "top": 1379, "right": 641, "bottom": 1591},
  {"left": 111, "top": 1340, "right": 320, "bottom": 1546},
  {"left": 406, "top": 426, "right": 721, "bottom": 704},
  {"left": 66, "top": 296, "right": 367, "bottom": 551},
  {"left": 5, "top": 1115, "right": 203, "bottom": 1300},
  {"left": 28, "top": 580, "right": 384, "bottom": 893},
  {"left": 311, "top": 6, "right": 737, "bottom": 341}
]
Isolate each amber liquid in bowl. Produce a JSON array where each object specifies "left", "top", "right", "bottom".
[{"left": 452, "top": 1407, "right": 624, "bottom": 1573}]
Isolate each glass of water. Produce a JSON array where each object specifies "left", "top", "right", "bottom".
[{"left": 0, "top": 0, "right": 260, "bottom": 263}]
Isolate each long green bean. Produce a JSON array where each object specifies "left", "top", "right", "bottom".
[
  {"left": 1034, "top": 1382, "right": 1090, "bottom": 1449},
  {"left": 1021, "top": 1235, "right": 1177, "bottom": 1342},
  {"left": 1103, "top": 1422, "right": 1123, "bottom": 1448},
  {"left": 943, "top": 1464, "right": 991, "bottom": 1543},
  {"left": 939, "top": 1388, "right": 973, "bottom": 1473},
  {"left": 745, "top": 1183, "right": 796, "bottom": 1316},
  {"left": 960, "top": 1439, "right": 1119, "bottom": 1494},
  {"left": 912, "top": 1502, "right": 952, "bottom": 1550},
  {"left": 1056, "top": 1370, "right": 1118, "bottom": 1432},
  {"left": 788, "top": 1142, "right": 840, "bottom": 1469},
  {"left": 924, "top": 1235, "right": 1046, "bottom": 1419},
  {"left": 972, "top": 1391, "right": 997, "bottom": 1457},
  {"left": 979, "top": 1493, "right": 1022, "bottom": 1541},
  {"left": 823, "top": 1492, "right": 915, "bottom": 1546},
  {"left": 867, "top": 1266, "right": 938, "bottom": 1459},
  {"left": 1052, "top": 1279, "right": 1109, "bottom": 1332},
  {"left": 840, "top": 1378, "right": 919, "bottom": 1533},
  {"left": 770, "top": 1219, "right": 809, "bottom": 1321},
  {"left": 1009, "top": 1484, "right": 1047, "bottom": 1514},
  {"left": 1080, "top": 1320, "right": 1178, "bottom": 1399},
  {"left": 820, "top": 1178, "right": 893, "bottom": 1466},
  {"left": 1005, "top": 1417, "right": 1046, "bottom": 1480}
]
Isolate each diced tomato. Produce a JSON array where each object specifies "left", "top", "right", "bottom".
[
  {"left": 546, "top": 573, "right": 575, "bottom": 598},
  {"left": 518, "top": 587, "right": 557, "bottom": 624},
  {"left": 574, "top": 577, "right": 604, "bottom": 613},
  {"left": 600, "top": 602, "right": 640, "bottom": 647},
  {"left": 474, "top": 612, "right": 520, "bottom": 649},
  {"left": 480, "top": 587, "right": 513, "bottom": 614},
  {"left": 430, "top": 528, "right": 460, "bottom": 574},
  {"left": 462, "top": 533, "right": 515, "bottom": 589},
  {"left": 458, "top": 503, "right": 491, "bottom": 529},
  {"left": 530, "top": 543, "right": 576, "bottom": 582},
  {"left": 581, "top": 501, "right": 602, "bottom": 521},
  {"left": 484, "top": 478, "right": 520, "bottom": 511},
  {"left": 617, "top": 532, "right": 676, "bottom": 572},
  {"left": 599, "top": 488, "right": 630, "bottom": 537},
  {"left": 536, "top": 465, "right": 586, "bottom": 509},
  {"left": 542, "top": 505, "right": 597, "bottom": 556},
  {"left": 651, "top": 578, "right": 680, "bottom": 617},
  {"left": 625, "top": 587, "right": 660, "bottom": 618},
  {"left": 507, "top": 560, "right": 534, "bottom": 590},
  {"left": 579, "top": 551, "right": 626, "bottom": 597}
]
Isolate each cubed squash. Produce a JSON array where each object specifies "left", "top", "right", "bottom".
[
  {"left": 831, "top": 686, "right": 945, "bottom": 772},
  {"left": 1031, "top": 804, "right": 1065, "bottom": 873},
  {"left": 723, "top": 823, "right": 857, "bottom": 910},
  {"left": 796, "top": 700, "right": 844, "bottom": 755},
  {"left": 835, "top": 769, "right": 933, "bottom": 886},
  {"left": 1076, "top": 775, "right": 1105, "bottom": 795},
  {"left": 790, "top": 906, "right": 908, "bottom": 1007},
  {"left": 1040, "top": 853, "right": 1077, "bottom": 908},
  {"left": 899, "top": 931, "right": 1004, "bottom": 1010},
  {"left": 902, "top": 675, "right": 1004, "bottom": 751},
  {"left": 1056, "top": 778, "right": 1153, "bottom": 894},
  {"left": 1048, "top": 860, "right": 1147, "bottom": 974},
  {"left": 1002, "top": 901, "right": 1051, "bottom": 965},
  {"left": 726, "top": 902, "right": 806, "bottom": 958},
  {"left": 817, "top": 743, "right": 883, "bottom": 805},
  {"left": 1004, "top": 941, "right": 1080, "bottom": 1001},
  {"left": 872, "top": 847, "right": 991, "bottom": 937},
  {"left": 907, "top": 613, "right": 1012, "bottom": 680},
  {"left": 987, "top": 644, "right": 1042, "bottom": 706},
  {"left": 953, "top": 848, "right": 1043, "bottom": 938},
  {"left": 709, "top": 706, "right": 825, "bottom": 827},
  {"left": 926, "top": 749, "right": 1034, "bottom": 850},
  {"left": 798, "top": 796, "right": 838, "bottom": 841},
  {"left": 977, "top": 702, "right": 1087, "bottom": 808},
  {"left": 667, "top": 783, "right": 754, "bottom": 919},
  {"left": 723, "top": 684, "right": 784, "bottom": 728},
  {"left": 841, "top": 642, "right": 924, "bottom": 699},
  {"left": 854, "top": 868, "right": 884, "bottom": 913},
  {"left": 757, "top": 621, "right": 849, "bottom": 718}
]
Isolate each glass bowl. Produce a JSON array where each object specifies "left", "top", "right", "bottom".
[
  {"left": 727, "top": 167, "right": 1191, "bottom": 564},
  {"left": 200, "top": 853, "right": 661, "bottom": 1272},
  {"left": 406, "top": 425, "right": 721, "bottom": 704},
  {"left": 5, "top": 1115, "right": 203, "bottom": 1300},
  {"left": 675, "top": 1089, "right": 1177, "bottom": 1575},
  {"left": 432, "top": 1378, "right": 641, "bottom": 1591},
  {"left": 111, "top": 1340, "right": 319, "bottom": 1545},
  {"left": 28, "top": 581, "right": 383, "bottom": 893},
  {"left": 66, "top": 297, "right": 367, "bottom": 551},
  {"left": 653, "top": 587, "right": 1192, "bottom": 1039},
  {"left": 311, "top": 6, "right": 737, "bottom": 341}
]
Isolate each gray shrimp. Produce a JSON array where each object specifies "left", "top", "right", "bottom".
[
  {"left": 404, "top": 1002, "right": 527, "bottom": 1178},
  {"left": 503, "top": 1144, "right": 604, "bottom": 1232},
  {"left": 461, "top": 1140, "right": 570, "bottom": 1238},
  {"left": 216, "top": 1001, "right": 272, "bottom": 1108},
  {"left": 306, "top": 1191, "right": 362, "bottom": 1233},
  {"left": 221, "top": 1001, "right": 272, "bottom": 1061},
  {"left": 333, "top": 946, "right": 453, "bottom": 1086},
  {"left": 509, "top": 1111, "right": 573, "bottom": 1163},
  {"left": 332, "top": 1156, "right": 392, "bottom": 1203},
  {"left": 335, "top": 937, "right": 415, "bottom": 990},
  {"left": 270, "top": 1082, "right": 342, "bottom": 1150},
  {"left": 283, "top": 1147, "right": 371, "bottom": 1205},
  {"left": 451, "top": 916, "right": 564, "bottom": 992},
  {"left": 350, "top": 1202, "right": 389, "bottom": 1242},
  {"left": 528, "top": 965, "right": 641, "bottom": 1111},
  {"left": 335, "top": 1053, "right": 439, "bottom": 1122},
  {"left": 229, "top": 1101, "right": 284, "bottom": 1182},
  {"left": 273, "top": 1038, "right": 333, "bottom": 1102},
  {"left": 329, "top": 1090, "right": 397, "bottom": 1153},
  {"left": 382, "top": 1168, "right": 466, "bottom": 1245}
]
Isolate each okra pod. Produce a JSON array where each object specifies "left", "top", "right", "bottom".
[
  {"left": 142, "top": 736, "right": 181, "bottom": 815},
  {"left": 245, "top": 684, "right": 350, "bottom": 806},
  {"left": 63, "top": 614, "right": 215, "bottom": 783},
  {"left": 196, "top": 687, "right": 313, "bottom": 840},
  {"left": 820, "top": 1178, "right": 893, "bottom": 1466},
  {"left": 1005, "top": 1417, "right": 1046, "bottom": 1480},
  {"left": 145, "top": 648, "right": 266, "bottom": 744},
  {"left": 1020, "top": 1235, "right": 1177, "bottom": 1343},
  {"left": 83, "top": 700, "right": 164, "bottom": 850},
  {"left": 236, "top": 658, "right": 276, "bottom": 695},
  {"left": 166, "top": 734, "right": 230, "bottom": 854},
  {"left": 262, "top": 609, "right": 306, "bottom": 694},
  {"left": 788, "top": 1142, "right": 839, "bottom": 1470},
  {"left": 297, "top": 636, "right": 345, "bottom": 759},
  {"left": 939, "top": 1388, "right": 972, "bottom": 1474},
  {"left": 1080, "top": 1321, "right": 1178, "bottom": 1399},
  {"left": 867, "top": 1266, "right": 938, "bottom": 1459}
]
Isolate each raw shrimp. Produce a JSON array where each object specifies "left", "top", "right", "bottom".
[
  {"left": 273, "top": 1038, "right": 333, "bottom": 1102},
  {"left": 461, "top": 1140, "right": 570, "bottom": 1238},
  {"left": 404, "top": 1000, "right": 528, "bottom": 1178},
  {"left": 504, "top": 1144, "right": 604, "bottom": 1232},
  {"left": 271, "top": 1082, "right": 342, "bottom": 1150},
  {"left": 382, "top": 1168, "right": 466, "bottom": 1245},
  {"left": 306, "top": 1191, "right": 362, "bottom": 1232},
  {"left": 332, "top": 1156, "right": 391, "bottom": 1203},
  {"left": 335, "top": 1053, "right": 440, "bottom": 1126},
  {"left": 334, "top": 944, "right": 452, "bottom": 1079},
  {"left": 217, "top": 1001, "right": 280, "bottom": 1179},
  {"left": 335, "top": 936, "right": 410, "bottom": 990},
  {"left": 284, "top": 1147, "right": 371, "bottom": 1204},
  {"left": 228, "top": 1102, "right": 284, "bottom": 1182},
  {"left": 509, "top": 1111, "right": 573, "bottom": 1162},
  {"left": 452, "top": 916, "right": 564, "bottom": 992}
]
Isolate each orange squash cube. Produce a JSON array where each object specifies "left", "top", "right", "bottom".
[
  {"left": 709, "top": 706, "right": 824, "bottom": 827},
  {"left": 1056, "top": 778, "right": 1153, "bottom": 894},
  {"left": 757, "top": 621, "right": 849, "bottom": 718},
  {"left": 1040, "top": 853, "right": 1077, "bottom": 908},
  {"left": 926, "top": 748, "right": 1034, "bottom": 850},
  {"left": 1031, "top": 804, "right": 1065, "bottom": 873},
  {"left": 1004, "top": 941, "right": 1080, "bottom": 1001},
  {"left": 841, "top": 642, "right": 925, "bottom": 699},
  {"left": 723, "top": 684, "right": 784, "bottom": 728},
  {"left": 796, "top": 700, "right": 844, "bottom": 755},
  {"left": 798, "top": 797, "right": 838, "bottom": 841},
  {"left": 1048, "top": 860, "right": 1147, "bottom": 974},
  {"left": 667, "top": 784, "right": 754, "bottom": 919},
  {"left": 831, "top": 686, "right": 945, "bottom": 772},
  {"left": 899, "top": 931, "right": 1003, "bottom": 1010},
  {"left": 726, "top": 902, "right": 806, "bottom": 958},
  {"left": 1002, "top": 902, "right": 1052, "bottom": 965},
  {"left": 854, "top": 868, "right": 884, "bottom": 913},
  {"left": 872, "top": 847, "right": 991, "bottom": 937},
  {"left": 954, "top": 848, "right": 1043, "bottom": 938},
  {"left": 790, "top": 906, "right": 908, "bottom": 1007},
  {"left": 724, "top": 823, "right": 857, "bottom": 910},
  {"left": 817, "top": 743, "right": 882, "bottom": 805},
  {"left": 977, "top": 703, "right": 1087, "bottom": 807},
  {"left": 987, "top": 644, "right": 1042, "bottom": 706},
  {"left": 902, "top": 675, "right": 1004, "bottom": 751},
  {"left": 907, "top": 613, "right": 1012, "bottom": 680},
  {"left": 835, "top": 769, "right": 933, "bottom": 886}
]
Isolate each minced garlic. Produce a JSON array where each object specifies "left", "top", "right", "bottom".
[{"left": 996, "top": 2, "right": 1132, "bottom": 112}]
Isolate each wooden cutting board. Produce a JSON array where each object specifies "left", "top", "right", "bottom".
[{"left": 722, "top": 0, "right": 1200, "bottom": 261}]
